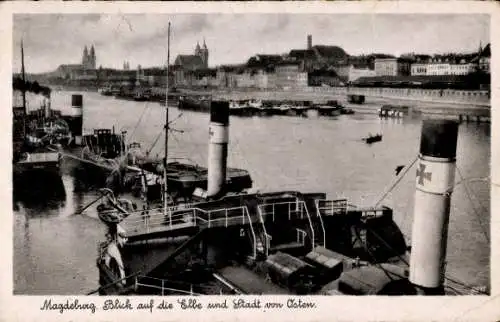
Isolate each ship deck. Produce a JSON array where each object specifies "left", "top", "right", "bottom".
[{"left": 218, "top": 266, "right": 289, "bottom": 294}]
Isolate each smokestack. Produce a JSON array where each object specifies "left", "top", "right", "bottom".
[
  {"left": 409, "top": 119, "right": 459, "bottom": 294},
  {"left": 207, "top": 101, "right": 229, "bottom": 198},
  {"left": 307, "top": 35, "right": 312, "bottom": 50},
  {"left": 69, "top": 94, "right": 83, "bottom": 146}
]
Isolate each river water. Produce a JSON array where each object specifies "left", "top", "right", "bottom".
[{"left": 13, "top": 91, "right": 491, "bottom": 295}]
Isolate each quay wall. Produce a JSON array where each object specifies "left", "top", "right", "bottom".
[
  {"left": 211, "top": 88, "right": 490, "bottom": 108},
  {"left": 305, "top": 87, "right": 490, "bottom": 106}
]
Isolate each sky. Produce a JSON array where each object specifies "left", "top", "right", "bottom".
[{"left": 13, "top": 13, "right": 490, "bottom": 74}]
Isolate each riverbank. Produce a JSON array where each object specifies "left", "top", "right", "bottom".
[{"left": 48, "top": 84, "right": 491, "bottom": 121}]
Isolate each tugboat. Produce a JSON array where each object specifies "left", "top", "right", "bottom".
[
  {"left": 92, "top": 23, "right": 484, "bottom": 297},
  {"left": 94, "top": 109, "right": 481, "bottom": 296},
  {"left": 94, "top": 99, "right": 408, "bottom": 296}
]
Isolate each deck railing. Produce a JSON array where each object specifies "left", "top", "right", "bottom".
[
  {"left": 118, "top": 204, "right": 259, "bottom": 237},
  {"left": 312, "top": 200, "right": 327, "bottom": 248},
  {"left": 315, "top": 199, "right": 348, "bottom": 216},
  {"left": 257, "top": 200, "right": 316, "bottom": 250},
  {"left": 257, "top": 200, "right": 304, "bottom": 222},
  {"left": 300, "top": 203, "right": 316, "bottom": 250},
  {"left": 242, "top": 207, "right": 258, "bottom": 259},
  {"left": 134, "top": 275, "right": 202, "bottom": 296},
  {"left": 296, "top": 228, "right": 307, "bottom": 245}
]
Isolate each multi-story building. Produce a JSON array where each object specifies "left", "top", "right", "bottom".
[
  {"left": 235, "top": 70, "right": 255, "bottom": 88},
  {"left": 426, "top": 62, "right": 451, "bottom": 76},
  {"left": 411, "top": 63, "right": 428, "bottom": 76},
  {"left": 449, "top": 63, "right": 476, "bottom": 75},
  {"left": 308, "top": 69, "right": 342, "bottom": 87},
  {"left": 478, "top": 43, "right": 491, "bottom": 74},
  {"left": 348, "top": 66, "right": 376, "bottom": 82},
  {"left": 254, "top": 70, "right": 277, "bottom": 89},
  {"left": 374, "top": 58, "right": 411, "bottom": 76},
  {"left": 216, "top": 65, "right": 242, "bottom": 88},
  {"left": 296, "top": 72, "right": 308, "bottom": 88},
  {"left": 275, "top": 62, "right": 304, "bottom": 89},
  {"left": 333, "top": 65, "right": 350, "bottom": 80}
]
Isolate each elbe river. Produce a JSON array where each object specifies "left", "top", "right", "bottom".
[{"left": 13, "top": 91, "right": 490, "bottom": 294}]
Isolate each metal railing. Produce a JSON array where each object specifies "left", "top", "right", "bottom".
[
  {"left": 313, "top": 200, "right": 327, "bottom": 248},
  {"left": 265, "top": 233, "right": 272, "bottom": 257},
  {"left": 316, "top": 199, "right": 348, "bottom": 216},
  {"left": 316, "top": 199, "right": 388, "bottom": 218},
  {"left": 296, "top": 228, "right": 307, "bottom": 245},
  {"left": 134, "top": 275, "right": 202, "bottom": 296},
  {"left": 118, "top": 204, "right": 258, "bottom": 236},
  {"left": 257, "top": 200, "right": 316, "bottom": 251},
  {"left": 300, "top": 203, "right": 315, "bottom": 250},
  {"left": 242, "top": 207, "right": 258, "bottom": 259},
  {"left": 256, "top": 206, "right": 270, "bottom": 257},
  {"left": 257, "top": 200, "right": 304, "bottom": 222}
]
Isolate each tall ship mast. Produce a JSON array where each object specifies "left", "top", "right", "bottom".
[
  {"left": 21, "top": 39, "right": 27, "bottom": 138},
  {"left": 163, "top": 22, "right": 171, "bottom": 215}
]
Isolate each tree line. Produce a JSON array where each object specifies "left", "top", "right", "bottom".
[{"left": 12, "top": 77, "right": 51, "bottom": 97}]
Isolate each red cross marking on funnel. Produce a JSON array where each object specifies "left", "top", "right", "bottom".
[
  {"left": 209, "top": 128, "right": 214, "bottom": 137},
  {"left": 416, "top": 163, "right": 432, "bottom": 185}
]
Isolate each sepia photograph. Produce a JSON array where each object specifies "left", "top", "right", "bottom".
[{"left": 4, "top": 3, "right": 497, "bottom": 319}]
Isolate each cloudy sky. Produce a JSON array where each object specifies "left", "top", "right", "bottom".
[{"left": 13, "top": 14, "right": 489, "bottom": 74}]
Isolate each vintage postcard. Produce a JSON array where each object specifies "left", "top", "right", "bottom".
[{"left": 1, "top": 1, "right": 498, "bottom": 321}]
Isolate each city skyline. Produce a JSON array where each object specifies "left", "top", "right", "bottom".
[{"left": 13, "top": 14, "right": 489, "bottom": 74}]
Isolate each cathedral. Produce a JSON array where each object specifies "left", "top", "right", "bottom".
[
  {"left": 174, "top": 39, "right": 209, "bottom": 71},
  {"left": 82, "top": 45, "right": 96, "bottom": 70},
  {"left": 195, "top": 39, "right": 209, "bottom": 68}
]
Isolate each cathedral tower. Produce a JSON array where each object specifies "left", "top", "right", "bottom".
[
  {"left": 81, "top": 45, "right": 96, "bottom": 69},
  {"left": 90, "top": 45, "right": 96, "bottom": 69},
  {"left": 82, "top": 45, "right": 89, "bottom": 68},
  {"left": 195, "top": 41, "right": 201, "bottom": 57},
  {"left": 200, "top": 39, "right": 209, "bottom": 68}
]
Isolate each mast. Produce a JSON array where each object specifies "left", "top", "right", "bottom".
[
  {"left": 163, "top": 22, "right": 171, "bottom": 216},
  {"left": 21, "top": 39, "right": 27, "bottom": 138}
]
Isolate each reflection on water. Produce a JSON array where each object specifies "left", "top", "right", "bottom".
[{"left": 13, "top": 91, "right": 490, "bottom": 294}]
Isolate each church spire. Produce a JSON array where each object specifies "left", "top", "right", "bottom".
[
  {"left": 203, "top": 37, "right": 207, "bottom": 49},
  {"left": 82, "top": 45, "right": 89, "bottom": 67},
  {"left": 195, "top": 41, "right": 201, "bottom": 56}
]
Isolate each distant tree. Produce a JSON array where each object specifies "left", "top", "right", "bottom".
[{"left": 31, "top": 81, "right": 41, "bottom": 94}]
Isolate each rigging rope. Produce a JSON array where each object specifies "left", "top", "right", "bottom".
[
  {"left": 147, "top": 129, "right": 164, "bottom": 156},
  {"left": 128, "top": 101, "right": 151, "bottom": 143},
  {"left": 451, "top": 167, "right": 490, "bottom": 243},
  {"left": 374, "top": 155, "right": 418, "bottom": 207},
  {"left": 230, "top": 132, "right": 254, "bottom": 181}
]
